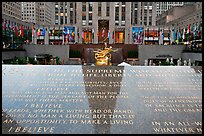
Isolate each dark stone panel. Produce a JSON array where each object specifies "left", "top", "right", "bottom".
[{"left": 2, "top": 65, "right": 202, "bottom": 134}]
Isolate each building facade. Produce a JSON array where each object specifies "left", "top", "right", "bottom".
[
  {"left": 52, "top": 2, "right": 157, "bottom": 44},
  {"left": 156, "top": 2, "right": 202, "bottom": 30},
  {"left": 2, "top": 2, "right": 22, "bottom": 20},
  {"left": 54, "top": 2, "right": 76, "bottom": 25},
  {"left": 131, "top": 2, "right": 157, "bottom": 26},
  {"left": 155, "top": 2, "right": 202, "bottom": 44},
  {"left": 156, "top": 2, "right": 195, "bottom": 17},
  {"left": 22, "top": 2, "right": 55, "bottom": 25}
]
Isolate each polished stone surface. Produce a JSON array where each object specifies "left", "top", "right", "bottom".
[{"left": 2, "top": 65, "right": 202, "bottom": 134}]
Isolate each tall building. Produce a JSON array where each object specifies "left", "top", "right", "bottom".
[
  {"left": 22, "top": 2, "right": 40, "bottom": 24},
  {"left": 156, "top": 2, "right": 202, "bottom": 28},
  {"left": 39, "top": 2, "right": 55, "bottom": 26},
  {"left": 76, "top": 2, "right": 156, "bottom": 44},
  {"left": 2, "top": 2, "right": 22, "bottom": 20},
  {"left": 22, "top": 2, "right": 55, "bottom": 25},
  {"left": 75, "top": 2, "right": 133, "bottom": 44},
  {"left": 54, "top": 2, "right": 76, "bottom": 25},
  {"left": 34, "top": 2, "right": 157, "bottom": 45},
  {"left": 131, "top": 2, "right": 156, "bottom": 26},
  {"left": 156, "top": 2, "right": 184, "bottom": 16}
]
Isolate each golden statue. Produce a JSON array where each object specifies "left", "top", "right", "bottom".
[{"left": 94, "top": 40, "right": 118, "bottom": 66}]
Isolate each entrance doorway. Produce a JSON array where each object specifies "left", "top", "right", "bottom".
[{"left": 98, "top": 20, "right": 109, "bottom": 43}]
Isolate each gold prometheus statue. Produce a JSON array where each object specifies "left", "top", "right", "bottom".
[{"left": 94, "top": 42, "right": 118, "bottom": 66}]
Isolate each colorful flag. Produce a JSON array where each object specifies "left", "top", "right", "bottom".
[
  {"left": 3, "top": 19, "right": 7, "bottom": 31},
  {"left": 14, "top": 25, "right": 18, "bottom": 36},
  {"left": 138, "top": 28, "right": 142, "bottom": 43},
  {"left": 7, "top": 20, "right": 10, "bottom": 30},
  {"left": 52, "top": 27, "right": 55, "bottom": 36},
  {"left": 26, "top": 26, "right": 29, "bottom": 37},
  {"left": 182, "top": 27, "right": 186, "bottom": 40},
  {"left": 32, "top": 24, "right": 35, "bottom": 37},
  {"left": 158, "top": 27, "right": 160, "bottom": 39},
  {"left": 22, "top": 25, "right": 24, "bottom": 38},
  {"left": 159, "top": 28, "right": 164, "bottom": 45},
  {"left": 197, "top": 23, "right": 201, "bottom": 38},
  {"left": 71, "top": 31, "right": 75, "bottom": 39},
  {"left": 92, "top": 28, "right": 94, "bottom": 40},
  {"left": 168, "top": 28, "right": 170, "bottom": 40},
  {"left": 66, "top": 34, "right": 69, "bottom": 43},
  {"left": 193, "top": 23, "right": 197, "bottom": 38},
  {"left": 187, "top": 24, "right": 191, "bottom": 34},
  {"left": 63, "top": 26, "right": 67, "bottom": 35},
  {"left": 41, "top": 26, "right": 46, "bottom": 36},
  {"left": 18, "top": 25, "right": 22, "bottom": 37},
  {"left": 112, "top": 30, "right": 114, "bottom": 39},
  {"left": 162, "top": 29, "right": 164, "bottom": 40},
  {"left": 12, "top": 21, "right": 15, "bottom": 30},
  {"left": 178, "top": 30, "right": 181, "bottom": 40},
  {"left": 67, "top": 29, "right": 70, "bottom": 40},
  {"left": 173, "top": 29, "right": 177, "bottom": 41},
  {"left": 58, "top": 26, "right": 61, "bottom": 37},
  {"left": 128, "top": 28, "right": 130, "bottom": 38},
  {"left": 48, "top": 26, "right": 50, "bottom": 36},
  {"left": 37, "top": 28, "right": 41, "bottom": 36},
  {"left": 82, "top": 31, "right": 84, "bottom": 39},
  {"left": 108, "top": 30, "right": 110, "bottom": 39}
]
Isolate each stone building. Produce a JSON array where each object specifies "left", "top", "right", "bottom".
[
  {"left": 21, "top": 2, "right": 55, "bottom": 25},
  {"left": 53, "top": 2, "right": 157, "bottom": 44},
  {"left": 156, "top": 2, "right": 202, "bottom": 30}
]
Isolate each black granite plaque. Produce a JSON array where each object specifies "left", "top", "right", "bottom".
[{"left": 2, "top": 65, "right": 202, "bottom": 134}]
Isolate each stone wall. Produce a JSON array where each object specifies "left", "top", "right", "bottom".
[
  {"left": 22, "top": 44, "right": 70, "bottom": 62},
  {"left": 138, "top": 45, "right": 186, "bottom": 65},
  {"left": 182, "top": 52, "right": 202, "bottom": 64},
  {"left": 2, "top": 50, "right": 26, "bottom": 60}
]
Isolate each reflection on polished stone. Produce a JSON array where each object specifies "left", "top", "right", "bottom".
[{"left": 82, "top": 66, "right": 124, "bottom": 134}]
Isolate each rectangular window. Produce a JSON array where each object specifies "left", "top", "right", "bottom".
[
  {"left": 82, "top": 12, "right": 86, "bottom": 20},
  {"left": 122, "top": 7, "right": 125, "bottom": 21},
  {"left": 115, "top": 7, "right": 119, "bottom": 21},
  {"left": 106, "top": 2, "right": 110, "bottom": 16},
  {"left": 70, "top": 3, "right": 73, "bottom": 8},
  {"left": 89, "top": 2, "right": 93, "bottom": 11},
  {"left": 65, "top": 16, "right": 67, "bottom": 24},
  {"left": 60, "top": 16, "right": 63, "bottom": 25},
  {"left": 82, "top": 2, "right": 86, "bottom": 12},
  {"left": 98, "top": 2, "right": 101, "bottom": 16},
  {"left": 70, "top": 19, "right": 73, "bottom": 24},
  {"left": 135, "top": 10, "right": 138, "bottom": 24},
  {"left": 89, "top": 13, "right": 92, "bottom": 20}
]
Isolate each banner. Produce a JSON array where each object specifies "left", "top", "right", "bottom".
[
  {"left": 132, "top": 27, "right": 143, "bottom": 44},
  {"left": 63, "top": 26, "right": 75, "bottom": 42}
]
